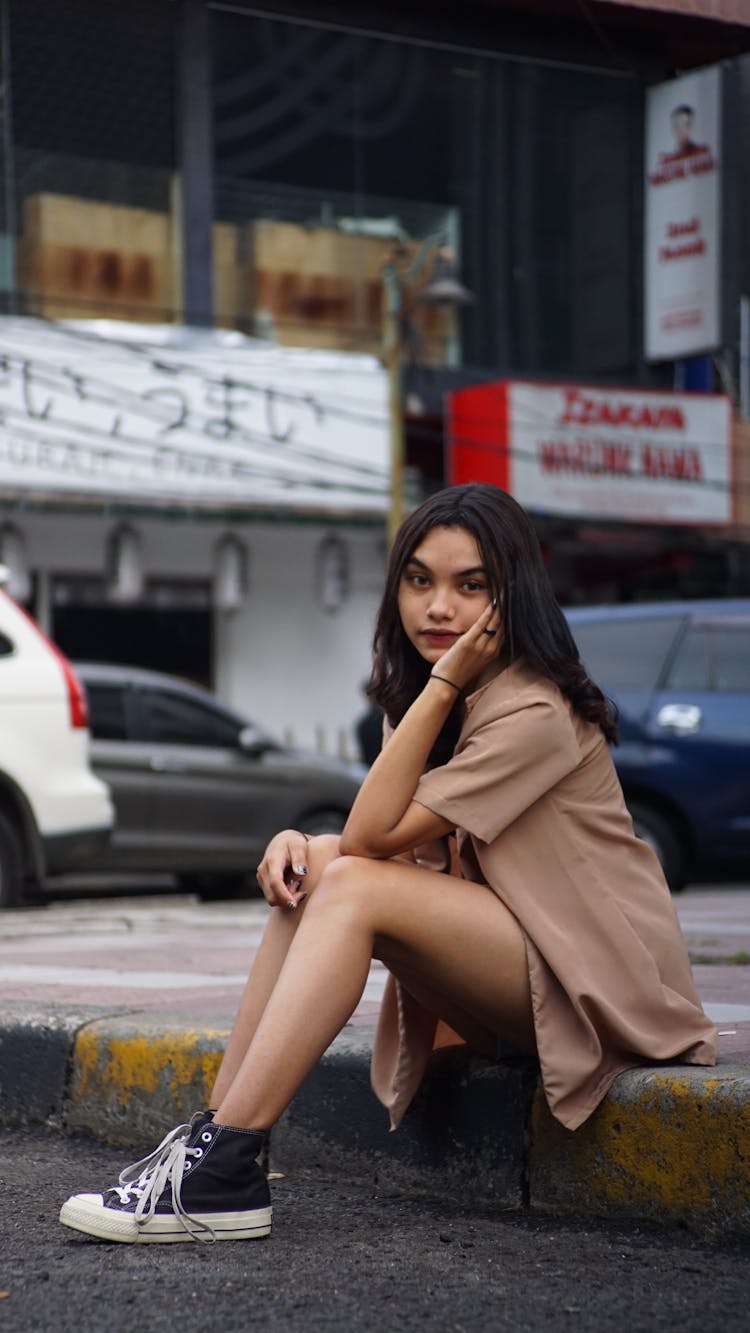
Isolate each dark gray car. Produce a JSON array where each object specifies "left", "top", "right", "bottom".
[{"left": 74, "top": 662, "right": 366, "bottom": 897}]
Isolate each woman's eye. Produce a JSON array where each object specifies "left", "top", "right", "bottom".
[
  {"left": 407, "top": 572, "right": 430, "bottom": 587},
  {"left": 462, "top": 580, "right": 486, "bottom": 593}
]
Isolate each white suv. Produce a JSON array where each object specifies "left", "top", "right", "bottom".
[{"left": 0, "top": 586, "right": 114, "bottom": 907}]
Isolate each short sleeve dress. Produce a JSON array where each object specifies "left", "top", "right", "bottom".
[{"left": 370, "top": 661, "right": 717, "bottom": 1132}]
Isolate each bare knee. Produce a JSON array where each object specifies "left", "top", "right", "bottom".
[
  {"left": 297, "top": 835, "right": 345, "bottom": 896},
  {"left": 306, "top": 855, "right": 375, "bottom": 916}
]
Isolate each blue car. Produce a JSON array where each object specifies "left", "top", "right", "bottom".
[{"left": 565, "top": 600, "right": 750, "bottom": 890}]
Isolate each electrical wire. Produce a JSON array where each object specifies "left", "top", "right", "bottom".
[{"left": 0, "top": 323, "right": 745, "bottom": 507}]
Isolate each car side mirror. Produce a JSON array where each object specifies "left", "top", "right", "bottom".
[{"left": 238, "top": 725, "right": 271, "bottom": 756}]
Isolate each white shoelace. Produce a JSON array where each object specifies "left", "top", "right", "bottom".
[{"left": 111, "top": 1122, "right": 215, "bottom": 1242}]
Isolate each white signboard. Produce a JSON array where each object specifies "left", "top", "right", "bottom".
[
  {"left": 0, "top": 317, "right": 389, "bottom": 515},
  {"left": 508, "top": 381, "right": 732, "bottom": 525},
  {"left": 644, "top": 65, "right": 722, "bottom": 361}
]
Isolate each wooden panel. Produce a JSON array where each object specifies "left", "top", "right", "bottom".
[
  {"left": 251, "top": 220, "right": 385, "bottom": 352},
  {"left": 17, "top": 195, "right": 448, "bottom": 358},
  {"left": 250, "top": 219, "right": 446, "bottom": 356},
  {"left": 18, "top": 193, "right": 176, "bottom": 321}
]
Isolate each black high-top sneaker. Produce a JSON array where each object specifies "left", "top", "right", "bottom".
[{"left": 59, "top": 1117, "right": 272, "bottom": 1244}]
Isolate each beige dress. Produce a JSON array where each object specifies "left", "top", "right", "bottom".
[{"left": 370, "top": 661, "right": 716, "bottom": 1131}]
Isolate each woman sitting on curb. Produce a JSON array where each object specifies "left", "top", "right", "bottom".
[{"left": 60, "top": 483, "right": 716, "bottom": 1244}]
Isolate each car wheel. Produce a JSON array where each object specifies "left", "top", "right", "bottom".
[
  {"left": 178, "top": 873, "right": 250, "bottom": 903},
  {"left": 0, "top": 810, "right": 25, "bottom": 909},
  {"left": 628, "top": 801, "right": 688, "bottom": 892},
  {"left": 299, "top": 809, "right": 348, "bottom": 837}
]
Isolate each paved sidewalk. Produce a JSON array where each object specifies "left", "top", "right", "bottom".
[
  {"left": 0, "top": 895, "right": 386, "bottom": 1025},
  {"left": 1, "top": 888, "right": 748, "bottom": 1045},
  {"left": 1, "top": 885, "right": 749, "bottom": 1237}
]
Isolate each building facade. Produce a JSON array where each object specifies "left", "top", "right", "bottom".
[{"left": 0, "top": 0, "right": 748, "bottom": 739}]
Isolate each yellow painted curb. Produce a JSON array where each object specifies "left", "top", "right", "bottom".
[
  {"left": 64, "top": 1017, "right": 230, "bottom": 1146},
  {"left": 529, "top": 1064, "right": 750, "bottom": 1236}
]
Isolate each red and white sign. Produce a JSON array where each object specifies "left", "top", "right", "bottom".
[
  {"left": 447, "top": 380, "right": 733, "bottom": 525},
  {"left": 644, "top": 65, "right": 722, "bottom": 360}
]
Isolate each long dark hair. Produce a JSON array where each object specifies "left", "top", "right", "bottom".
[{"left": 368, "top": 484, "right": 617, "bottom": 765}]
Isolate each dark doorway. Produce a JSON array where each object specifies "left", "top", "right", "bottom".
[{"left": 51, "top": 578, "right": 213, "bottom": 688}]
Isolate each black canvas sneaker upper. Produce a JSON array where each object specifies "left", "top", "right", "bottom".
[{"left": 100, "top": 1116, "right": 269, "bottom": 1241}]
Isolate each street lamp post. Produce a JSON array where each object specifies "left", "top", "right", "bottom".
[{"left": 381, "top": 243, "right": 473, "bottom": 545}]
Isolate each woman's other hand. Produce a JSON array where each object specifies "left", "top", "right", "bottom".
[
  {"left": 256, "top": 829, "right": 312, "bottom": 910},
  {"left": 257, "top": 831, "right": 342, "bottom": 910},
  {"left": 430, "top": 600, "right": 502, "bottom": 694}
]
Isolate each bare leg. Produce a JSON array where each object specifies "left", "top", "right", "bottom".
[
  {"left": 377, "top": 959, "right": 499, "bottom": 1057},
  {"left": 209, "top": 837, "right": 339, "bottom": 1107},
  {"left": 214, "top": 855, "right": 534, "bottom": 1129}
]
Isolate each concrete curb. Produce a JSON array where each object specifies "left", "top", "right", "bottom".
[
  {"left": 0, "top": 1004, "right": 103, "bottom": 1127},
  {"left": 271, "top": 1029, "right": 539, "bottom": 1209},
  {"left": 63, "top": 1015, "right": 230, "bottom": 1146},
  {"left": 2, "top": 1007, "right": 749, "bottom": 1238},
  {"left": 529, "top": 1063, "right": 750, "bottom": 1236}
]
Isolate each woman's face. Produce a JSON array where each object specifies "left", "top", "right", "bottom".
[{"left": 397, "top": 524, "right": 495, "bottom": 664}]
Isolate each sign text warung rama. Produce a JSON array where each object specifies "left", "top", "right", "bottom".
[{"left": 448, "top": 380, "right": 732, "bottom": 525}]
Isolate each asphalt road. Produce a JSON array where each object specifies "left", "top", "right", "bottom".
[{"left": 1, "top": 1127, "right": 749, "bottom": 1333}]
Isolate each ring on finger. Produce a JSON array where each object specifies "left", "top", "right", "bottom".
[{"left": 483, "top": 627, "right": 497, "bottom": 637}]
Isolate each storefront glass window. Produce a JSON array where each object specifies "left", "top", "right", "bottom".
[
  {"left": 212, "top": 12, "right": 471, "bottom": 362},
  {"left": 508, "top": 63, "right": 636, "bottom": 378},
  {"left": 211, "top": 10, "right": 637, "bottom": 380},
  {"left": 2, "top": 0, "right": 176, "bottom": 323},
  {"left": 0, "top": 0, "right": 639, "bottom": 382}
]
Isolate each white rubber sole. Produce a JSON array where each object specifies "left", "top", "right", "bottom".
[{"left": 59, "top": 1194, "right": 273, "bottom": 1244}]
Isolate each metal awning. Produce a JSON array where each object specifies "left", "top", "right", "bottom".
[
  {"left": 464, "top": 0, "right": 750, "bottom": 69},
  {"left": 599, "top": 0, "right": 750, "bottom": 24}
]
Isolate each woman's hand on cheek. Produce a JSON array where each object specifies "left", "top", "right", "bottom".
[{"left": 430, "top": 600, "right": 502, "bottom": 692}]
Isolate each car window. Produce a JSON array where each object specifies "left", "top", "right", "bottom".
[
  {"left": 710, "top": 626, "right": 750, "bottom": 693},
  {"left": 140, "top": 689, "right": 241, "bottom": 747},
  {"left": 666, "top": 622, "right": 750, "bottom": 693},
  {"left": 665, "top": 626, "right": 710, "bottom": 691},
  {"left": 570, "top": 616, "right": 682, "bottom": 690},
  {"left": 0, "top": 632, "right": 13, "bottom": 656},
  {"left": 85, "top": 683, "right": 130, "bottom": 740}
]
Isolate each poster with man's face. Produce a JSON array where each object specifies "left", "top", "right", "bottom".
[{"left": 644, "top": 65, "right": 721, "bottom": 362}]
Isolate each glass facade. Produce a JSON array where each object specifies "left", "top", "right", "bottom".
[
  {"left": 211, "top": 14, "right": 467, "bottom": 361},
  {"left": 1, "top": 0, "right": 177, "bottom": 322},
  {"left": 0, "top": 0, "right": 745, "bottom": 603},
  {"left": 0, "top": 0, "right": 640, "bottom": 380},
  {"left": 211, "top": 10, "right": 639, "bottom": 380}
]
